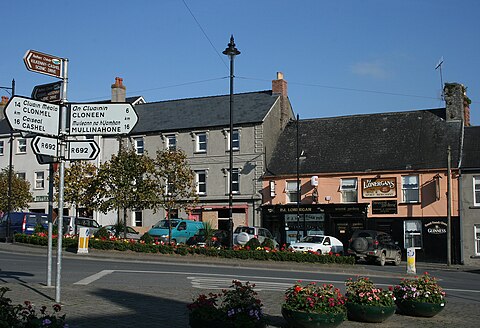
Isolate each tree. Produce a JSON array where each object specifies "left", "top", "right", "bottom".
[
  {"left": 148, "top": 149, "right": 198, "bottom": 242},
  {"left": 92, "top": 145, "right": 156, "bottom": 238},
  {"left": 54, "top": 161, "right": 97, "bottom": 221},
  {"left": 0, "top": 166, "right": 33, "bottom": 214}
]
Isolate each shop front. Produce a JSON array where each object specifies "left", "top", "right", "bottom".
[{"left": 261, "top": 203, "right": 368, "bottom": 248}]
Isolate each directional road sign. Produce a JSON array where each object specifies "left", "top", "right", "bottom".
[
  {"left": 4, "top": 96, "right": 60, "bottom": 137},
  {"left": 32, "top": 82, "right": 62, "bottom": 103},
  {"left": 23, "top": 50, "right": 63, "bottom": 79},
  {"left": 66, "top": 140, "right": 100, "bottom": 161},
  {"left": 32, "top": 136, "right": 58, "bottom": 157},
  {"left": 36, "top": 155, "right": 58, "bottom": 165},
  {"left": 69, "top": 103, "right": 138, "bottom": 135}
]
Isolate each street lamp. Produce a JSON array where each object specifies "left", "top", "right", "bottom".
[
  {"left": 1, "top": 79, "right": 15, "bottom": 242},
  {"left": 296, "top": 114, "right": 306, "bottom": 242},
  {"left": 223, "top": 35, "right": 240, "bottom": 249}
]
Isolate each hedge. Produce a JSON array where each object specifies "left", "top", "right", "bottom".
[{"left": 13, "top": 233, "right": 355, "bottom": 265}]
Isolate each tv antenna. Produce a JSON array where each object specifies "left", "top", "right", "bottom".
[{"left": 435, "top": 56, "right": 444, "bottom": 100}]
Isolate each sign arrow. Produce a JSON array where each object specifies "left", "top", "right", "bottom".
[
  {"left": 66, "top": 140, "right": 100, "bottom": 161},
  {"left": 23, "top": 50, "right": 63, "bottom": 79},
  {"left": 32, "top": 82, "right": 62, "bottom": 103},
  {"left": 4, "top": 96, "right": 60, "bottom": 137},
  {"left": 32, "top": 136, "right": 59, "bottom": 157},
  {"left": 69, "top": 102, "right": 138, "bottom": 135}
]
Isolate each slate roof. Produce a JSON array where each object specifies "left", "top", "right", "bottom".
[
  {"left": 462, "top": 126, "right": 480, "bottom": 169},
  {"left": 266, "top": 108, "right": 463, "bottom": 176},
  {"left": 131, "top": 91, "right": 279, "bottom": 134}
]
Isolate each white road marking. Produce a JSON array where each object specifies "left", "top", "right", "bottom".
[
  {"left": 72, "top": 269, "right": 480, "bottom": 295},
  {"left": 74, "top": 270, "right": 115, "bottom": 285}
]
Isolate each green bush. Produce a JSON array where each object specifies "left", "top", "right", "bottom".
[
  {"left": 245, "top": 238, "right": 261, "bottom": 249},
  {"left": 140, "top": 232, "right": 154, "bottom": 244},
  {"left": 95, "top": 227, "right": 110, "bottom": 239},
  {"left": 261, "top": 238, "right": 276, "bottom": 249},
  {"left": 34, "top": 223, "right": 46, "bottom": 234}
]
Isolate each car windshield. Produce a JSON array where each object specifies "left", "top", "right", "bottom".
[
  {"left": 301, "top": 236, "right": 324, "bottom": 243},
  {"left": 234, "top": 227, "right": 255, "bottom": 234},
  {"left": 154, "top": 219, "right": 179, "bottom": 228}
]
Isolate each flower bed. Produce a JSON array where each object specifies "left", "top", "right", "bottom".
[{"left": 13, "top": 233, "right": 355, "bottom": 265}]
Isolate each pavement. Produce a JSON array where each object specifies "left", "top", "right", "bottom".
[{"left": 1, "top": 242, "right": 479, "bottom": 327}]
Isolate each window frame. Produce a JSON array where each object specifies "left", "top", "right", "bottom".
[
  {"left": 402, "top": 175, "right": 420, "bottom": 203},
  {"left": 17, "top": 138, "right": 27, "bottom": 154},
  {"left": 34, "top": 171, "right": 45, "bottom": 189},
  {"left": 134, "top": 137, "right": 144, "bottom": 155},
  {"left": 133, "top": 211, "right": 143, "bottom": 227},
  {"left": 286, "top": 180, "right": 299, "bottom": 204},
  {"left": 404, "top": 220, "right": 423, "bottom": 249},
  {"left": 474, "top": 225, "right": 480, "bottom": 256},
  {"left": 195, "top": 170, "right": 207, "bottom": 195},
  {"left": 228, "top": 129, "right": 240, "bottom": 151},
  {"left": 474, "top": 176, "right": 480, "bottom": 207},
  {"left": 0, "top": 140, "right": 4, "bottom": 155},
  {"left": 195, "top": 132, "right": 207, "bottom": 153},
  {"left": 226, "top": 168, "right": 240, "bottom": 194},
  {"left": 340, "top": 178, "right": 358, "bottom": 203},
  {"left": 16, "top": 172, "right": 26, "bottom": 180},
  {"left": 166, "top": 135, "right": 177, "bottom": 151}
]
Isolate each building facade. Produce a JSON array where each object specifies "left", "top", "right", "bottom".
[{"left": 262, "top": 83, "right": 469, "bottom": 263}]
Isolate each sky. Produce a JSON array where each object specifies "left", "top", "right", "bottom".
[{"left": 1, "top": 0, "right": 479, "bottom": 125}]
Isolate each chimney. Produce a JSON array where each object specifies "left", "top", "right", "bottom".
[
  {"left": 444, "top": 82, "right": 470, "bottom": 126},
  {"left": 111, "top": 77, "right": 126, "bottom": 103},
  {"left": 0, "top": 96, "right": 8, "bottom": 120},
  {"left": 272, "top": 72, "right": 290, "bottom": 128}
]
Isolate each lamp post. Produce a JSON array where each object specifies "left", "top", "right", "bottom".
[
  {"left": 223, "top": 35, "right": 240, "bottom": 249},
  {"left": 1, "top": 79, "right": 15, "bottom": 242},
  {"left": 296, "top": 114, "right": 300, "bottom": 242}
]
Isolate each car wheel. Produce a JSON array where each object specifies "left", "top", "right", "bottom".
[
  {"left": 378, "top": 252, "right": 386, "bottom": 266},
  {"left": 171, "top": 239, "right": 177, "bottom": 245},
  {"left": 394, "top": 251, "right": 402, "bottom": 266},
  {"left": 316, "top": 249, "right": 322, "bottom": 254}
]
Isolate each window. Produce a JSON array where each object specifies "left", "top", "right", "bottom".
[
  {"left": 17, "top": 138, "right": 27, "bottom": 153},
  {"left": 195, "top": 170, "right": 207, "bottom": 195},
  {"left": 474, "top": 176, "right": 480, "bottom": 206},
  {"left": 196, "top": 133, "right": 207, "bottom": 152},
  {"left": 475, "top": 225, "right": 480, "bottom": 256},
  {"left": 16, "top": 172, "right": 26, "bottom": 180},
  {"left": 228, "top": 129, "right": 240, "bottom": 151},
  {"left": 227, "top": 168, "right": 240, "bottom": 194},
  {"left": 340, "top": 178, "right": 357, "bottom": 203},
  {"left": 134, "top": 211, "right": 143, "bottom": 227},
  {"left": 166, "top": 135, "right": 177, "bottom": 150},
  {"left": 134, "top": 137, "right": 144, "bottom": 154},
  {"left": 165, "top": 178, "right": 174, "bottom": 195},
  {"left": 402, "top": 175, "right": 419, "bottom": 203},
  {"left": 35, "top": 171, "right": 45, "bottom": 189},
  {"left": 0, "top": 140, "right": 4, "bottom": 155},
  {"left": 286, "top": 180, "right": 299, "bottom": 203},
  {"left": 404, "top": 220, "right": 422, "bottom": 249}
]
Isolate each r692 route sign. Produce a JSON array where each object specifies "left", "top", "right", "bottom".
[{"left": 66, "top": 140, "right": 100, "bottom": 161}]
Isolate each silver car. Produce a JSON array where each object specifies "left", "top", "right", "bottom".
[{"left": 233, "top": 226, "right": 278, "bottom": 248}]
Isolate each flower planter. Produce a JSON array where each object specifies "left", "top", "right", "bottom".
[
  {"left": 395, "top": 300, "right": 445, "bottom": 317},
  {"left": 281, "top": 307, "right": 345, "bottom": 328},
  {"left": 346, "top": 302, "right": 396, "bottom": 323}
]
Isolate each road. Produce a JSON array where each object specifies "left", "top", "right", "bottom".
[{"left": 1, "top": 243, "right": 479, "bottom": 327}]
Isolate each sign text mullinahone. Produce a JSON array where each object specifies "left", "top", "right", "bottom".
[{"left": 70, "top": 105, "right": 121, "bottom": 134}]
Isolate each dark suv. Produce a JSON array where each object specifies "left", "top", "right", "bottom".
[{"left": 347, "top": 230, "right": 401, "bottom": 266}]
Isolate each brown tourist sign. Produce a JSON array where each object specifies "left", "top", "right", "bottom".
[{"left": 23, "top": 50, "right": 63, "bottom": 78}]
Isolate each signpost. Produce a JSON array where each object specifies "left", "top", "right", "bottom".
[
  {"left": 32, "top": 82, "right": 62, "bottom": 103},
  {"left": 32, "top": 136, "right": 58, "bottom": 157},
  {"left": 23, "top": 50, "right": 63, "bottom": 79},
  {"left": 4, "top": 96, "right": 60, "bottom": 137},
  {"left": 69, "top": 103, "right": 138, "bottom": 135},
  {"left": 66, "top": 140, "right": 100, "bottom": 160}
]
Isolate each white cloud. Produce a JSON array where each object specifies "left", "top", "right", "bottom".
[{"left": 351, "top": 61, "right": 389, "bottom": 79}]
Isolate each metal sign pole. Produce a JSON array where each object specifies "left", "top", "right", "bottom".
[
  {"left": 55, "top": 58, "right": 68, "bottom": 303},
  {"left": 47, "top": 162, "right": 54, "bottom": 287}
]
